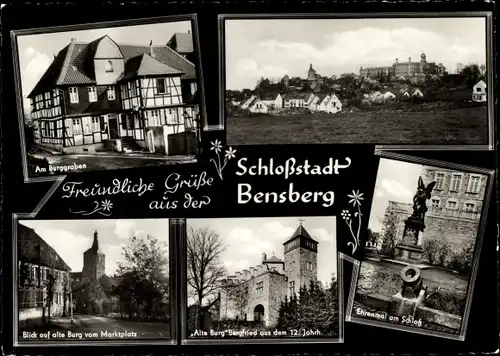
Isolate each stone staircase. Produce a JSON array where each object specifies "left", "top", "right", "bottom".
[{"left": 121, "top": 137, "right": 145, "bottom": 153}]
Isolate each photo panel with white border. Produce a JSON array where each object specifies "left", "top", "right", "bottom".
[
  {"left": 13, "top": 216, "right": 177, "bottom": 346},
  {"left": 221, "top": 13, "right": 494, "bottom": 149},
  {"left": 345, "top": 152, "right": 494, "bottom": 340},
  {"left": 179, "top": 216, "right": 342, "bottom": 344},
  {"left": 12, "top": 14, "right": 206, "bottom": 182}
]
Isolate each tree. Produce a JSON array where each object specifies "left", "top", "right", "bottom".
[
  {"left": 460, "top": 64, "right": 481, "bottom": 88},
  {"left": 277, "top": 277, "right": 339, "bottom": 337},
  {"left": 187, "top": 227, "right": 226, "bottom": 308},
  {"left": 115, "top": 234, "right": 169, "bottom": 319},
  {"left": 380, "top": 213, "right": 398, "bottom": 257},
  {"left": 366, "top": 229, "right": 379, "bottom": 247}
]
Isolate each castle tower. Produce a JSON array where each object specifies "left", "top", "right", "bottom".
[
  {"left": 283, "top": 222, "right": 318, "bottom": 298},
  {"left": 82, "top": 230, "right": 106, "bottom": 281}
]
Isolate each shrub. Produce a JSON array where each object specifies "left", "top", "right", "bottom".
[
  {"left": 424, "top": 290, "right": 466, "bottom": 316},
  {"left": 448, "top": 240, "right": 475, "bottom": 275},
  {"left": 423, "top": 239, "right": 452, "bottom": 266}
]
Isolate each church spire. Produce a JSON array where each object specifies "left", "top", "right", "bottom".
[{"left": 92, "top": 230, "right": 99, "bottom": 251}]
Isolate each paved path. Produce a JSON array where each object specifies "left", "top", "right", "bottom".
[
  {"left": 22, "top": 314, "right": 171, "bottom": 340},
  {"left": 74, "top": 314, "right": 170, "bottom": 338}
]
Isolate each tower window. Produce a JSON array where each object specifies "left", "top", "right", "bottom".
[
  {"left": 256, "top": 281, "right": 263, "bottom": 297},
  {"left": 105, "top": 60, "right": 113, "bottom": 73},
  {"left": 289, "top": 281, "right": 295, "bottom": 295}
]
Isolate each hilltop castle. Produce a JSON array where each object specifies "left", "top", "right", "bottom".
[
  {"left": 218, "top": 223, "right": 319, "bottom": 327},
  {"left": 359, "top": 53, "right": 444, "bottom": 84}
]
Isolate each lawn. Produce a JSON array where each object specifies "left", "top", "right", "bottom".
[{"left": 226, "top": 106, "right": 489, "bottom": 145}]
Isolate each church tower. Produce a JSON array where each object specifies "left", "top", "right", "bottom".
[
  {"left": 283, "top": 222, "right": 318, "bottom": 298},
  {"left": 82, "top": 230, "right": 106, "bottom": 281},
  {"left": 308, "top": 63, "right": 317, "bottom": 81}
]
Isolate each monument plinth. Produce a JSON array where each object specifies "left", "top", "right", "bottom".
[{"left": 394, "top": 216, "right": 425, "bottom": 262}]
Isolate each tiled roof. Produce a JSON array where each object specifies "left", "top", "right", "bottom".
[
  {"left": 121, "top": 53, "right": 183, "bottom": 81},
  {"left": 284, "top": 92, "right": 310, "bottom": 100},
  {"left": 167, "top": 33, "right": 194, "bottom": 54},
  {"left": 18, "top": 223, "right": 71, "bottom": 271},
  {"left": 283, "top": 224, "right": 318, "bottom": 245},
  {"left": 28, "top": 36, "right": 196, "bottom": 98},
  {"left": 263, "top": 255, "right": 284, "bottom": 264}
]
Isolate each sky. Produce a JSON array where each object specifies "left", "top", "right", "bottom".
[
  {"left": 368, "top": 158, "right": 422, "bottom": 233},
  {"left": 187, "top": 216, "right": 337, "bottom": 286},
  {"left": 225, "top": 17, "right": 487, "bottom": 90},
  {"left": 16, "top": 20, "right": 192, "bottom": 114},
  {"left": 19, "top": 219, "right": 169, "bottom": 276}
]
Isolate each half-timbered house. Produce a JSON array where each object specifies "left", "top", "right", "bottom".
[{"left": 27, "top": 35, "right": 199, "bottom": 156}]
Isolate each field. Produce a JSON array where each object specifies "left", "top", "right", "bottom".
[{"left": 226, "top": 106, "right": 489, "bottom": 145}]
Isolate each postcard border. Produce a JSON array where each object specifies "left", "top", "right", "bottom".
[
  {"left": 177, "top": 216, "right": 344, "bottom": 345},
  {"left": 11, "top": 13, "right": 208, "bottom": 183},
  {"left": 12, "top": 214, "right": 178, "bottom": 347},
  {"left": 344, "top": 150, "right": 496, "bottom": 341},
  {"left": 219, "top": 12, "right": 495, "bottom": 150}
]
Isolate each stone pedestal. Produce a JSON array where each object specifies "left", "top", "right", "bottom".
[{"left": 394, "top": 216, "right": 425, "bottom": 262}]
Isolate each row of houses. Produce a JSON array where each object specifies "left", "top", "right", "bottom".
[{"left": 235, "top": 92, "right": 343, "bottom": 114}]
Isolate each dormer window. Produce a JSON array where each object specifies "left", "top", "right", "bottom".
[
  {"left": 105, "top": 60, "right": 114, "bottom": 73},
  {"left": 156, "top": 78, "right": 169, "bottom": 95}
]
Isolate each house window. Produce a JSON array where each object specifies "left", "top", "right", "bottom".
[
  {"left": 157, "top": 78, "right": 167, "bottom": 94},
  {"left": 446, "top": 200, "right": 458, "bottom": 210},
  {"left": 450, "top": 174, "right": 463, "bottom": 192},
  {"left": 467, "top": 175, "right": 481, "bottom": 194},
  {"left": 105, "top": 60, "right": 114, "bottom": 73},
  {"left": 130, "top": 82, "right": 137, "bottom": 97},
  {"left": 465, "top": 202, "right": 476, "bottom": 211},
  {"left": 107, "top": 86, "right": 116, "bottom": 101},
  {"left": 431, "top": 198, "right": 440, "bottom": 208},
  {"left": 72, "top": 119, "right": 82, "bottom": 135},
  {"left": 289, "top": 281, "right": 295, "bottom": 295},
  {"left": 69, "top": 87, "right": 79, "bottom": 103},
  {"left": 190, "top": 82, "right": 197, "bottom": 95},
  {"left": 150, "top": 110, "right": 161, "bottom": 126},
  {"left": 435, "top": 172, "right": 445, "bottom": 190},
  {"left": 92, "top": 117, "right": 101, "bottom": 132},
  {"left": 476, "top": 87, "right": 481, "bottom": 92},
  {"left": 82, "top": 117, "right": 92, "bottom": 134},
  {"left": 87, "top": 87, "right": 97, "bottom": 102}
]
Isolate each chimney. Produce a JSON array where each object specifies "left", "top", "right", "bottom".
[
  {"left": 262, "top": 252, "right": 267, "bottom": 262},
  {"left": 71, "top": 38, "right": 76, "bottom": 42},
  {"left": 409, "top": 57, "right": 411, "bottom": 62},
  {"left": 149, "top": 40, "right": 154, "bottom": 58},
  {"left": 188, "top": 30, "right": 190, "bottom": 34},
  {"left": 395, "top": 57, "right": 398, "bottom": 63}
]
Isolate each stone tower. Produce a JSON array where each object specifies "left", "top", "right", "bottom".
[
  {"left": 82, "top": 230, "right": 106, "bottom": 281},
  {"left": 308, "top": 63, "right": 317, "bottom": 80},
  {"left": 283, "top": 222, "right": 318, "bottom": 298}
]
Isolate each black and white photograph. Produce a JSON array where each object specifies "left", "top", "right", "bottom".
[
  {"left": 223, "top": 15, "right": 492, "bottom": 147},
  {"left": 15, "top": 218, "right": 173, "bottom": 344},
  {"left": 12, "top": 16, "right": 203, "bottom": 181},
  {"left": 184, "top": 217, "right": 340, "bottom": 343},
  {"left": 346, "top": 156, "right": 493, "bottom": 339}
]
